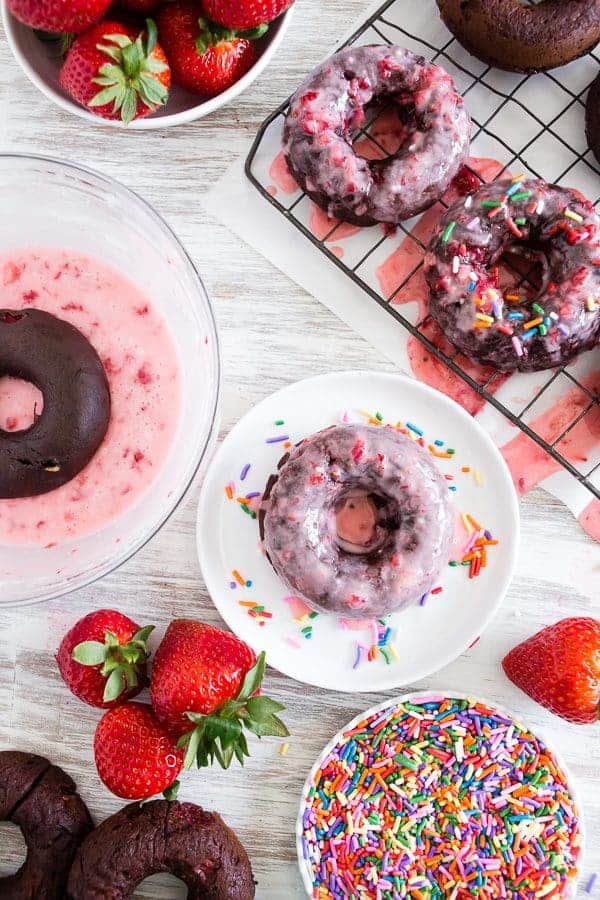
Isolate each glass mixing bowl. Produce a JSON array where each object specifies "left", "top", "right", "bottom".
[{"left": 0, "top": 154, "right": 220, "bottom": 606}]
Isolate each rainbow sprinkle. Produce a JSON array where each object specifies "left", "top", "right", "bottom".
[{"left": 300, "top": 697, "right": 581, "bottom": 899}]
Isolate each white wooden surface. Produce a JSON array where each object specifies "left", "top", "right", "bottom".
[{"left": 0, "top": 2, "right": 599, "bottom": 896}]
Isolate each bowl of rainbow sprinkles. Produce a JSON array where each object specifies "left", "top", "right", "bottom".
[{"left": 297, "top": 692, "right": 583, "bottom": 898}]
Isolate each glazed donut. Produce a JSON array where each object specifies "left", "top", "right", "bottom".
[
  {"left": 0, "top": 308, "right": 110, "bottom": 499},
  {"left": 66, "top": 800, "right": 255, "bottom": 899},
  {"left": 424, "top": 178, "right": 600, "bottom": 372},
  {"left": 437, "top": 0, "right": 600, "bottom": 73},
  {"left": 0, "top": 751, "right": 93, "bottom": 900},
  {"left": 259, "top": 424, "right": 454, "bottom": 619},
  {"left": 586, "top": 72, "right": 600, "bottom": 165},
  {"left": 283, "top": 45, "right": 471, "bottom": 226}
]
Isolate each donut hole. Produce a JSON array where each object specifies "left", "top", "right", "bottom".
[
  {"left": 334, "top": 488, "right": 400, "bottom": 555},
  {"left": 497, "top": 244, "right": 549, "bottom": 305},
  {"left": 0, "top": 821, "right": 27, "bottom": 876},
  {"left": 353, "top": 100, "right": 416, "bottom": 162},
  {"left": 0, "top": 376, "right": 44, "bottom": 432},
  {"left": 133, "top": 873, "right": 187, "bottom": 897}
]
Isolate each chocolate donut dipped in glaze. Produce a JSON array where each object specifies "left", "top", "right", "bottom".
[
  {"left": 283, "top": 45, "right": 472, "bottom": 226},
  {"left": 0, "top": 308, "right": 110, "bottom": 498},
  {"left": 67, "top": 800, "right": 255, "bottom": 900},
  {"left": 260, "top": 424, "right": 454, "bottom": 619},
  {"left": 437, "top": 0, "right": 600, "bottom": 73},
  {"left": 425, "top": 178, "right": 600, "bottom": 372},
  {"left": 0, "top": 751, "right": 93, "bottom": 900}
]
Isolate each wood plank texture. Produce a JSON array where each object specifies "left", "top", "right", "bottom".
[{"left": 0, "top": 1, "right": 598, "bottom": 896}]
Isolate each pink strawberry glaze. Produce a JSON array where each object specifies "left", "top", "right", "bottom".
[
  {"left": 501, "top": 371, "right": 600, "bottom": 496},
  {"left": 269, "top": 151, "right": 298, "bottom": 194},
  {"left": 0, "top": 249, "right": 181, "bottom": 546},
  {"left": 0, "top": 377, "right": 43, "bottom": 432}
]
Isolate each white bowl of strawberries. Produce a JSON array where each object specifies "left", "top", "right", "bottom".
[{"left": 1, "top": 0, "right": 294, "bottom": 127}]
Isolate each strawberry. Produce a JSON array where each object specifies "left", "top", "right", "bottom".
[
  {"left": 202, "top": 0, "right": 294, "bottom": 30},
  {"left": 94, "top": 702, "right": 184, "bottom": 799},
  {"left": 503, "top": 617, "right": 600, "bottom": 725},
  {"left": 150, "top": 620, "right": 288, "bottom": 770},
  {"left": 157, "top": 6, "right": 262, "bottom": 97},
  {"left": 7, "top": 0, "right": 110, "bottom": 34},
  {"left": 59, "top": 18, "right": 170, "bottom": 125},
  {"left": 57, "top": 609, "right": 154, "bottom": 708}
]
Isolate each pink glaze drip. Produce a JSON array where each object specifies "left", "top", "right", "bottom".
[
  {"left": 0, "top": 377, "right": 43, "bottom": 431},
  {"left": 0, "top": 250, "right": 181, "bottom": 546},
  {"left": 269, "top": 151, "right": 298, "bottom": 194},
  {"left": 501, "top": 371, "right": 600, "bottom": 496},
  {"left": 579, "top": 499, "right": 600, "bottom": 541}
]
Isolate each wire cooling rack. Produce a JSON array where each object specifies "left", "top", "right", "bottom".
[{"left": 245, "top": 0, "right": 600, "bottom": 501}]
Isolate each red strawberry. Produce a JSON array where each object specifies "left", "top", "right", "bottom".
[
  {"left": 94, "top": 702, "right": 184, "bottom": 799},
  {"left": 150, "top": 620, "right": 288, "bottom": 770},
  {"left": 157, "top": 6, "right": 261, "bottom": 97},
  {"left": 57, "top": 609, "right": 154, "bottom": 708},
  {"left": 59, "top": 18, "right": 170, "bottom": 125},
  {"left": 503, "top": 617, "right": 600, "bottom": 724},
  {"left": 7, "top": 0, "right": 110, "bottom": 33},
  {"left": 202, "top": 0, "right": 294, "bottom": 29}
]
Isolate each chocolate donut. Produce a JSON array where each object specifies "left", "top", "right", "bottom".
[
  {"left": 259, "top": 424, "right": 454, "bottom": 619},
  {"left": 437, "top": 0, "right": 600, "bottom": 73},
  {"left": 283, "top": 45, "right": 471, "bottom": 226},
  {"left": 66, "top": 800, "right": 255, "bottom": 899},
  {"left": 424, "top": 178, "right": 600, "bottom": 372},
  {"left": 0, "top": 308, "right": 110, "bottom": 498},
  {"left": 0, "top": 751, "right": 93, "bottom": 899},
  {"left": 586, "top": 71, "right": 600, "bottom": 165}
]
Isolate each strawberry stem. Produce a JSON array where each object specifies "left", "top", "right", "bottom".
[
  {"left": 90, "top": 19, "right": 169, "bottom": 125},
  {"left": 177, "top": 651, "right": 289, "bottom": 771}
]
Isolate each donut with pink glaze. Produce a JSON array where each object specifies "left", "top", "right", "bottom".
[
  {"left": 424, "top": 178, "right": 600, "bottom": 372},
  {"left": 283, "top": 45, "right": 472, "bottom": 226},
  {"left": 259, "top": 424, "right": 454, "bottom": 619}
]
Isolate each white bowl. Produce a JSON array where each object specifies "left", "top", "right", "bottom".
[
  {"left": 0, "top": 3, "right": 293, "bottom": 129},
  {"left": 0, "top": 154, "right": 220, "bottom": 605},
  {"left": 296, "top": 691, "right": 585, "bottom": 898}
]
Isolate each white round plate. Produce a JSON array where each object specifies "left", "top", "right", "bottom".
[
  {"left": 1, "top": 2, "right": 292, "bottom": 129},
  {"left": 295, "top": 691, "right": 584, "bottom": 898},
  {"left": 197, "top": 371, "right": 519, "bottom": 691}
]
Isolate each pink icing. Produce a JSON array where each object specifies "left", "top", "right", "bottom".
[{"left": 0, "top": 249, "right": 181, "bottom": 546}]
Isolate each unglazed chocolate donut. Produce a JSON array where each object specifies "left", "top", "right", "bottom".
[
  {"left": 437, "top": 0, "right": 600, "bottom": 73},
  {"left": 259, "top": 424, "right": 454, "bottom": 619},
  {"left": 0, "top": 751, "right": 93, "bottom": 899},
  {"left": 424, "top": 178, "right": 600, "bottom": 372},
  {"left": 0, "top": 308, "right": 110, "bottom": 498},
  {"left": 66, "top": 800, "right": 255, "bottom": 899},
  {"left": 586, "top": 71, "right": 600, "bottom": 164},
  {"left": 283, "top": 45, "right": 471, "bottom": 226}
]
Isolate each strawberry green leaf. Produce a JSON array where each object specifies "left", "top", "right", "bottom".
[
  {"left": 237, "top": 651, "right": 266, "bottom": 701},
  {"left": 181, "top": 724, "right": 203, "bottom": 770},
  {"left": 163, "top": 779, "right": 180, "bottom": 801},
  {"left": 132, "top": 625, "right": 155, "bottom": 645},
  {"left": 238, "top": 24, "right": 269, "bottom": 40},
  {"left": 72, "top": 641, "right": 106, "bottom": 666},
  {"left": 103, "top": 666, "right": 126, "bottom": 703},
  {"left": 245, "top": 695, "right": 286, "bottom": 722},
  {"left": 101, "top": 33, "right": 131, "bottom": 49},
  {"left": 244, "top": 713, "right": 289, "bottom": 739},
  {"left": 145, "top": 17, "right": 158, "bottom": 56}
]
